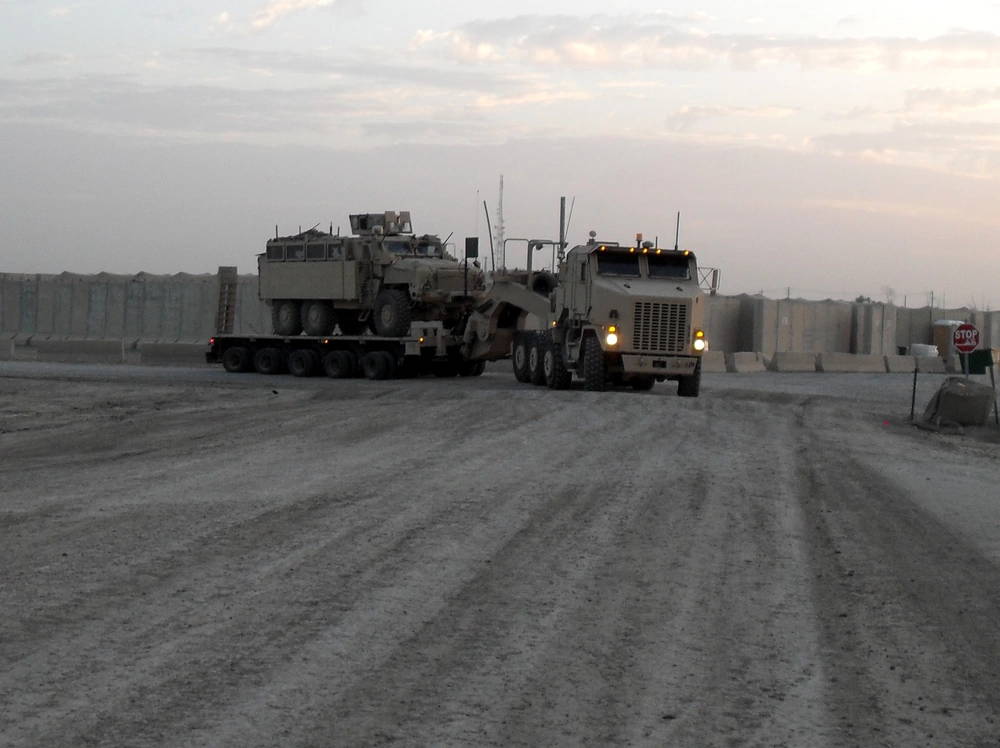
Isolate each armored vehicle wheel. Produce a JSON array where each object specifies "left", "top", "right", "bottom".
[
  {"left": 544, "top": 336, "right": 572, "bottom": 390},
  {"left": 582, "top": 336, "right": 607, "bottom": 392},
  {"left": 322, "top": 350, "right": 354, "bottom": 378},
  {"left": 373, "top": 289, "right": 412, "bottom": 337},
  {"left": 512, "top": 332, "right": 531, "bottom": 383},
  {"left": 337, "top": 312, "right": 366, "bottom": 336},
  {"left": 379, "top": 350, "right": 397, "bottom": 378},
  {"left": 253, "top": 346, "right": 285, "bottom": 375},
  {"left": 677, "top": 360, "right": 701, "bottom": 398},
  {"left": 272, "top": 300, "right": 303, "bottom": 336},
  {"left": 302, "top": 301, "right": 335, "bottom": 336},
  {"left": 528, "top": 335, "right": 547, "bottom": 385},
  {"left": 288, "top": 349, "right": 318, "bottom": 377},
  {"left": 222, "top": 346, "right": 253, "bottom": 373},
  {"left": 361, "top": 350, "right": 392, "bottom": 380},
  {"left": 629, "top": 376, "right": 655, "bottom": 391},
  {"left": 459, "top": 360, "right": 486, "bottom": 377}
]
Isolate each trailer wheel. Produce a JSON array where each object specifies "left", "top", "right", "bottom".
[
  {"left": 544, "top": 335, "right": 572, "bottom": 390},
  {"left": 582, "top": 336, "right": 607, "bottom": 391},
  {"left": 254, "top": 346, "right": 285, "bottom": 375},
  {"left": 301, "top": 301, "right": 335, "bottom": 336},
  {"left": 373, "top": 289, "right": 412, "bottom": 337},
  {"left": 378, "top": 350, "right": 397, "bottom": 378},
  {"left": 528, "top": 335, "right": 547, "bottom": 385},
  {"left": 677, "top": 360, "right": 702, "bottom": 398},
  {"left": 361, "top": 350, "right": 391, "bottom": 380},
  {"left": 337, "top": 312, "right": 366, "bottom": 336},
  {"left": 629, "top": 376, "right": 655, "bottom": 391},
  {"left": 322, "top": 350, "right": 354, "bottom": 378},
  {"left": 288, "top": 349, "right": 318, "bottom": 377},
  {"left": 272, "top": 300, "right": 302, "bottom": 336},
  {"left": 512, "top": 332, "right": 531, "bottom": 383},
  {"left": 222, "top": 346, "right": 253, "bottom": 373}
]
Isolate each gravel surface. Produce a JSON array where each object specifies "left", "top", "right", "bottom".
[{"left": 2, "top": 362, "right": 999, "bottom": 747}]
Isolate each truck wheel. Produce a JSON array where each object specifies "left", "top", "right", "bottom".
[
  {"left": 512, "top": 332, "right": 531, "bottom": 383},
  {"left": 528, "top": 335, "right": 547, "bottom": 385},
  {"left": 301, "top": 301, "right": 334, "bottom": 336},
  {"left": 288, "top": 349, "right": 318, "bottom": 377},
  {"left": 582, "top": 336, "right": 607, "bottom": 391},
  {"left": 459, "top": 360, "right": 486, "bottom": 377},
  {"left": 337, "top": 312, "right": 366, "bottom": 336},
  {"left": 677, "top": 361, "right": 702, "bottom": 398},
  {"left": 322, "top": 350, "right": 354, "bottom": 378},
  {"left": 272, "top": 300, "right": 303, "bottom": 336},
  {"left": 630, "top": 376, "right": 655, "bottom": 391},
  {"left": 253, "top": 347, "right": 285, "bottom": 375},
  {"left": 433, "top": 360, "right": 459, "bottom": 377},
  {"left": 361, "top": 350, "right": 391, "bottom": 380},
  {"left": 373, "top": 289, "right": 412, "bottom": 337},
  {"left": 544, "top": 335, "right": 572, "bottom": 390},
  {"left": 222, "top": 346, "right": 253, "bottom": 373},
  {"left": 378, "top": 350, "right": 397, "bottom": 378}
]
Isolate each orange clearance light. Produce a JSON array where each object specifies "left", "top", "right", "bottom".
[
  {"left": 608, "top": 325, "right": 617, "bottom": 333},
  {"left": 695, "top": 330, "right": 705, "bottom": 338},
  {"left": 642, "top": 248, "right": 648, "bottom": 254},
  {"left": 418, "top": 336, "right": 425, "bottom": 343},
  {"left": 683, "top": 250, "right": 690, "bottom": 256},
  {"left": 599, "top": 245, "right": 606, "bottom": 251},
  {"left": 656, "top": 249, "right": 662, "bottom": 254},
  {"left": 629, "top": 247, "right": 635, "bottom": 253}
]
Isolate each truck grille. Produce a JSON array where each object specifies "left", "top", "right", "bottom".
[{"left": 632, "top": 302, "right": 689, "bottom": 353}]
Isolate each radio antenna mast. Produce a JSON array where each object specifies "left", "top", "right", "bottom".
[
  {"left": 495, "top": 175, "right": 506, "bottom": 268},
  {"left": 674, "top": 211, "right": 681, "bottom": 251}
]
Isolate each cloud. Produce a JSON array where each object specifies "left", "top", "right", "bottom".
[
  {"left": 251, "top": 0, "right": 337, "bottom": 30},
  {"left": 667, "top": 104, "right": 797, "bottom": 131},
  {"left": 414, "top": 15, "right": 1000, "bottom": 72},
  {"left": 904, "top": 87, "right": 1000, "bottom": 112}
]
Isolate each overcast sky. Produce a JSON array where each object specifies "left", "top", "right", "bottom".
[{"left": 2, "top": 0, "right": 999, "bottom": 307}]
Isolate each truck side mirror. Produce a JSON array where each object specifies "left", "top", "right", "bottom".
[{"left": 465, "top": 237, "right": 479, "bottom": 259}]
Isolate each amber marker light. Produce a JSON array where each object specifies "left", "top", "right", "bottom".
[{"left": 418, "top": 336, "right": 425, "bottom": 343}]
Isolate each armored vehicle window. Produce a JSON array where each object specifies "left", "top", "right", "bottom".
[
  {"left": 306, "top": 244, "right": 326, "bottom": 260},
  {"left": 385, "top": 239, "right": 411, "bottom": 255},
  {"left": 648, "top": 253, "right": 691, "bottom": 279},
  {"left": 329, "top": 243, "right": 344, "bottom": 259},
  {"left": 266, "top": 246, "right": 285, "bottom": 261},
  {"left": 596, "top": 253, "right": 641, "bottom": 277},
  {"left": 286, "top": 243, "right": 305, "bottom": 261}
]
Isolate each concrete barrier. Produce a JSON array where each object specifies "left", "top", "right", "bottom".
[
  {"left": 700, "top": 351, "right": 727, "bottom": 373},
  {"left": 885, "top": 355, "right": 916, "bottom": 373},
  {"left": 916, "top": 356, "right": 947, "bottom": 373},
  {"left": 32, "top": 337, "right": 125, "bottom": 363},
  {"left": 137, "top": 341, "right": 209, "bottom": 366},
  {"left": 0, "top": 333, "right": 14, "bottom": 361},
  {"left": 816, "top": 352, "right": 886, "bottom": 373},
  {"left": 769, "top": 352, "right": 818, "bottom": 372},
  {"left": 726, "top": 352, "right": 767, "bottom": 373}
]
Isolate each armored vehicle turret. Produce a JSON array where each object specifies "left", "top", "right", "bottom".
[{"left": 259, "top": 211, "right": 482, "bottom": 337}]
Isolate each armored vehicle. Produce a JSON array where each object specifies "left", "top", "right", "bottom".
[
  {"left": 259, "top": 211, "right": 482, "bottom": 338},
  {"left": 464, "top": 232, "right": 708, "bottom": 395}
]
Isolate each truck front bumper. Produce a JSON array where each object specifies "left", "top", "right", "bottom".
[{"left": 619, "top": 353, "right": 699, "bottom": 376}]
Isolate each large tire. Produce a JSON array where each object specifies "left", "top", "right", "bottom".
[
  {"left": 512, "top": 332, "right": 531, "bottom": 383},
  {"left": 677, "top": 360, "right": 702, "bottom": 398},
  {"left": 373, "top": 289, "right": 412, "bottom": 337},
  {"left": 322, "top": 350, "right": 354, "bottom": 378},
  {"left": 301, "top": 301, "right": 335, "bottom": 336},
  {"left": 222, "top": 346, "right": 253, "bottom": 373},
  {"left": 582, "top": 335, "right": 607, "bottom": 391},
  {"left": 378, "top": 350, "right": 397, "bottom": 378},
  {"left": 253, "top": 346, "right": 285, "bottom": 375},
  {"left": 544, "top": 334, "right": 572, "bottom": 390},
  {"left": 361, "top": 350, "right": 391, "bottom": 380},
  {"left": 271, "top": 300, "right": 302, "bottom": 336},
  {"left": 629, "top": 376, "right": 655, "bottom": 391},
  {"left": 528, "top": 334, "right": 547, "bottom": 385},
  {"left": 288, "top": 349, "right": 318, "bottom": 377},
  {"left": 337, "top": 311, "right": 367, "bottom": 336}
]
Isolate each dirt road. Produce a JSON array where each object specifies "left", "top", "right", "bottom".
[{"left": 2, "top": 363, "right": 999, "bottom": 746}]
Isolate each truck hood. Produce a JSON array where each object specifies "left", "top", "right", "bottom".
[{"left": 593, "top": 276, "right": 698, "bottom": 299}]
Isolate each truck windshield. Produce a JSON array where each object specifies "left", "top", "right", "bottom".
[
  {"left": 647, "top": 253, "right": 691, "bottom": 279},
  {"left": 384, "top": 240, "right": 412, "bottom": 255},
  {"left": 596, "top": 253, "right": 641, "bottom": 277}
]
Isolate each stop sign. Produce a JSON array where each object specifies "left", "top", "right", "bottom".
[{"left": 953, "top": 323, "right": 980, "bottom": 354}]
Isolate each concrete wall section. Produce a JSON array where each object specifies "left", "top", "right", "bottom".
[{"left": 770, "top": 352, "right": 818, "bottom": 372}]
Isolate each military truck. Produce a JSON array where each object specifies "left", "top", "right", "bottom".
[
  {"left": 259, "top": 211, "right": 482, "bottom": 338},
  {"left": 463, "top": 232, "right": 708, "bottom": 395}
]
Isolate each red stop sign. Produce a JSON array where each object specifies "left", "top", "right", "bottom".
[{"left": 953, "top": 323, "right": 980, "bottom": 354}]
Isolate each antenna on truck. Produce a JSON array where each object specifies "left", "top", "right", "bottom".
[{"left": 673, "top": 211, "right": 681, "bottom": 252}]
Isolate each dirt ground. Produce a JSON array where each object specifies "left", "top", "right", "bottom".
[{"left": 2, "top": 362, "right": 999, "bottom": 747}]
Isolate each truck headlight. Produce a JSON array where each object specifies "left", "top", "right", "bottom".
[
  {"left": 693, "top": 338, "right": 707, "bottom": 352},
  {"left": 606, "top": 332, "right": 619, "bottom": 346}
]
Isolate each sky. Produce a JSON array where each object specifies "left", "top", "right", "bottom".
[{"left": 2, "top": 0, "right": 1000, "bottom": 307}]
